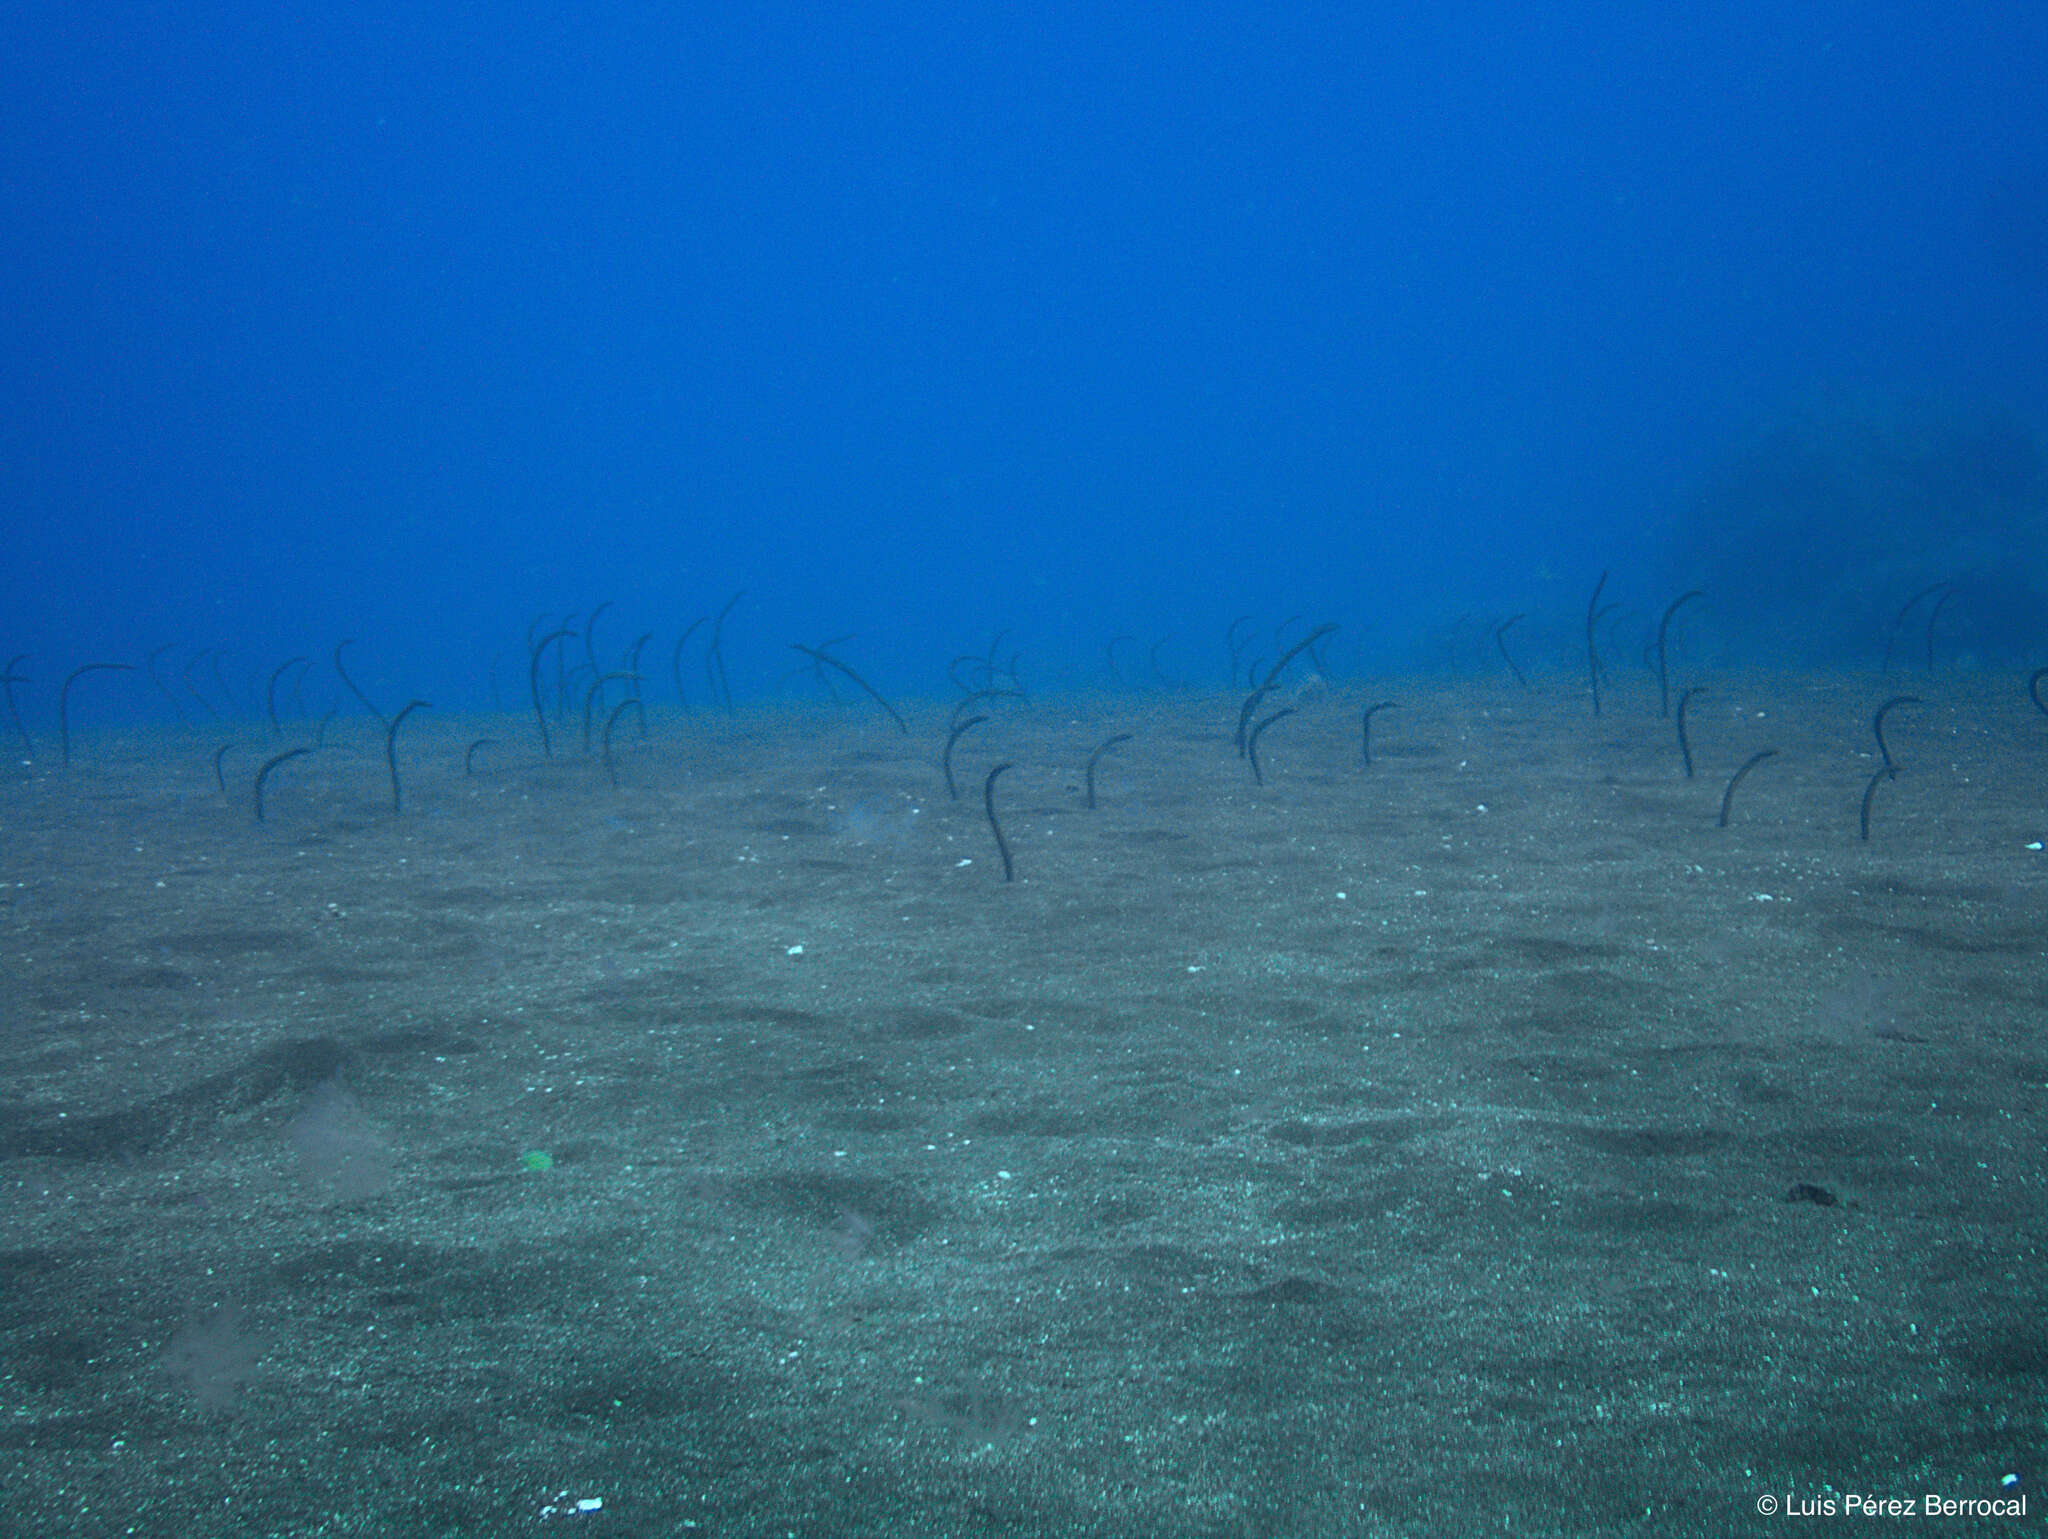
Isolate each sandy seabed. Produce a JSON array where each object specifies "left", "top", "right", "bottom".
[{"left": 2, "top": 671, "right": 2043, "bottom": 1537}]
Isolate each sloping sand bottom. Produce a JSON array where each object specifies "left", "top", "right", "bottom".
[{"left": 3, "top": 672, "right": 2043, "bottom": 1536}]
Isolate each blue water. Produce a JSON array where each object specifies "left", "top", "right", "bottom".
[{"left": 4, "top": 0, "right": 2044, "bottom": 717}]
